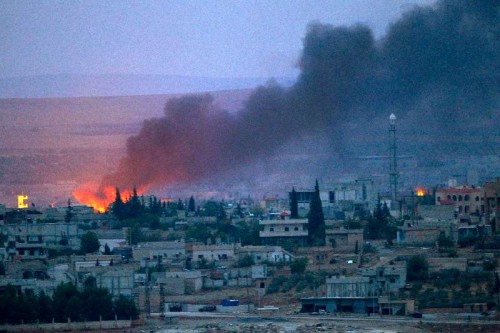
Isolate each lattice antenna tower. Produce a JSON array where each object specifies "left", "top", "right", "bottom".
[{"left": 389, "top": 114, "right": 399, "bottom": 203}]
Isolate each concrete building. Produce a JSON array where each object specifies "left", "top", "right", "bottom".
[
  {"left": 397, "top": 219, "right": 455, "bottom": 245},
  {"left": 93, "top": 267, "right": 135, "bottom": 297},
  {"left": 301, "top": 268, "right": 409, "bottom": 315},
  {"left": 1, "top": 222, "right": 80, "bottom": 260},
  {"left": 325, "top": 228, "right": 363, "bottom": 250},
  {"left": 259, "top": 219, "right": 308, "bottom": 245},
  {"left": 435, "top": 186, "right": 485, "bottom": 219},
  {"left": 236, "top": 245, "right": 293, "bottom": 264},
  {"left": 153, "top": 270, "right": 203, "bottom": 295},
  {"left": 187, "top": 243, "right": 235, "bottom": 263},
  {"left": 397, "top": 226, "right": 441, "bottom": 245},
  {"left": 133, "top": 240, "right": 185, "bottom": 261},
  {"left": 360, "top": 265, "right": 407, "bottom": 294},
  {"left": 484, "top": 177, "right": 500, "bottom": 232},
  {"left": 291, "top": 179, "right": 376, "bottom": 218}
]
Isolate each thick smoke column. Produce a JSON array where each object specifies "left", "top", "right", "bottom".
[{"left": 94, "top": 0, "right": 498, "bottom": 194}]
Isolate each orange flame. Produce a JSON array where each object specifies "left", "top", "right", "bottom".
[
  {"left": 73, "top": 184, "right": 137, "bottom": 213},
  {"left": 416, "top": 187, "right": 426, "bottom": 197}
]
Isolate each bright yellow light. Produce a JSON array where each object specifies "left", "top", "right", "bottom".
[
  {"left": 17, "top": 195, "right": 29, "bottom": 209},
  {"left": 416, "top": 188, "right": 425, "bottom": 197}
]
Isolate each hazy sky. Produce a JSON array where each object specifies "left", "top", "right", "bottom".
[{"left": 1, "top": 0, "right": 436, "bottom": 79}]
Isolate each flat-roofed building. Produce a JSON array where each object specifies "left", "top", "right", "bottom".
[{"left": 259, "top": 219, "right": 308, "bottom": 246}]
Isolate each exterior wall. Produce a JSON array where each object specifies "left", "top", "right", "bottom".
[
  {"left": 397, "top": 227, "right": 441, "bottom": 245},
  {"left": 237, "top": 245, "right": 293, "bottom": 263},
  {"left": 325, "top": 229, "right": 363, "bottom": 248},
  {"left": 301, "top": 297, "right": 378, "bottom": 314},
  {"left": 0, "top": 320, "right": 132, "bottom": 332},
  {"left": 419, "top": 205, "right": 455, "bottom": 221},
  {"left": 360, "top": 266, "right": 406, "bottom": 294},
  {"left": 259, "top": 219, "right": 308, "bottom": 238},
  {"left": 435, "top": 187, "right": 485, "bottom": 217},
  {"left": 0, "top": 278, "right": 60, "bottom": 296},
  {"left": 95, "top": 269, "right": 134, "bottom": 297},
  {"left": 484, "top": 178, "right": 500, "bottom": 232},
  {"left": 133, "top": 240, "right": 185, "bottom": 260},
  {"left": 326, "top": 276, "right": 375, "bottom": 297},
  {"left": 428, "top": 258, "right": 467, "bottom": 272},
  {"left": 162, "top": 278, "right": 185, "bottom": 295},
  {"left": 190, "top": 244, "right": 235, "bottom": 262},
  {"left": 156, "top": 271, "right": 202, "bottom": 294},
  {"left": 1, "top": 222, "right": 80, "bottom": 259}
]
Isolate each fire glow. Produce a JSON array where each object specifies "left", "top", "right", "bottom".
[
  {"left": 73, "top": 184, "right": 136, "bottom": 213},
  {"left": 416, "top": 188, "right": 426, "bottom": 197}
]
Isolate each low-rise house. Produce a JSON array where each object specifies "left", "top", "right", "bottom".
[
  {"left": 325, "top": 228, "right": 363, "bottom": 249},
  {"left": 153, "top": 270, "right": 203, "bottom": 295},
  {"left": 397, "top": 226, "right": 441, "bottom": 245},
  {"left": 428, "top": 258, "right": 468, "bottom": 272},
  {"left": 187, "top": 243, "right": 235, "bottom": 263},
  {"left": 133, "top": 240, "right": 185, "bottom": 261},
  {"left": 236, "top": 245, "right": 293, "bottom": 264}
]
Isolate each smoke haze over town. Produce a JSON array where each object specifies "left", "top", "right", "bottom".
[{"left": 0, "top": 0, "right": 498, "bottom": 206}]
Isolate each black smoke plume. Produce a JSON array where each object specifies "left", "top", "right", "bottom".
[{"left": 101, "top": 0, "right": 499, "bottom": 192}]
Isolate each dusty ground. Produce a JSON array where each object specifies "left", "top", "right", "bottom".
[{"left": 127, "top": 315, "right": 500, "bottom": 333}]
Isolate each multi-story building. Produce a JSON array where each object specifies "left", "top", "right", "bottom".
[
  {"left": 484, "top": 177, "right": 500, "bottom": 232},
  {"left": 291, "top": 179, "right": 376, "bottom": 218},
  {"left": 360, "top": 265, "right": 407, "bottom": 295},
  {"left": 259, "top": 219, "right": 308, "bottom": 246},
  {"left": 435, "top": 186, "right": 485, "bottom": 218},
  {"left": 1, "top": 222, "right": 80, "bottom": 260}
]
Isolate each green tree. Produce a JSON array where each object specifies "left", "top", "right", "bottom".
[
  {"left": 177, "top": 198, "right": 185, "bottom": 210},
  {"left": 188, "top": 196, "right": 196, "bottom": 212},
  {"left": 217, "top": 202, "right": 227, "bottom": 221},
  {"left": 290, "top": 187, "right": 298, "bottom": 219},
  {"left": 81, "top": 278, "right": 113, "bottom": 321},
  {"left": 113, "top": 295, "right": 139, "bottom": 320},
  {"left": 238, "top": 221, "right": 261, "bottom": 246},
  {"left": 307, "top": 180, "right": 325, "bottom": 245},
  {"left": 127, "top": 223, "right": 143, "bottom": 245},
  {"left": 367, "top": 198, "right": 392, "bottom": 240},
  {"left": 407, "top": 255, "right": 429, "bottom": 282},
  {"left": 52, "top": 282, "right": 80, "bottom": 322},
  {"left": 290, "top": 258, "right": 308, "bottom": 274},
  {"left": 112, "top": 188, "right": 126, "bottom": 220},
  {"left": 235, "top": 203, "right": 244, "bottom": 218},
  {"left": 104, "top": 243, "right": 111, "bottom": 255},
  {"left": 438, "top": 233, "right": 454, "bottom": 248},
  {"left": 127, "top": 186, "right": 143, "bottom": 219},
  {"left": 237, "top": 254, "right": 255, "bottom": 267},
  {"left": 36, "top": 291, "right": 53, "bottom": 323},
  {"left": 80, "top": 231, "right": 100, "bottom": 254},
  {"left": 186, "top": 224, "right": 212, "bottom": 244},
  {"left": 64, "top": 199, "right": 73, "bottom": 223}
]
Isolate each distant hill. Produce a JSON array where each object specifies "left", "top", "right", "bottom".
[{"left": 0, "top": 73, "right": 295, "bottom": 99}]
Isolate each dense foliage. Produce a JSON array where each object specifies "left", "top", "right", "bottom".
[
  {"left": 0, "top": 279, "right": 138, "bottom": 325},
  {"left": 307, "top": 180, "right": 325, "bottom": 245},
  {"left": 80, "top": 231, "right": 100, "bottom": 254}
]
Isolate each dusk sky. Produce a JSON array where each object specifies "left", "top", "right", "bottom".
[{"left": 1, "top": 0, "right": 436, "bottom": 80}]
